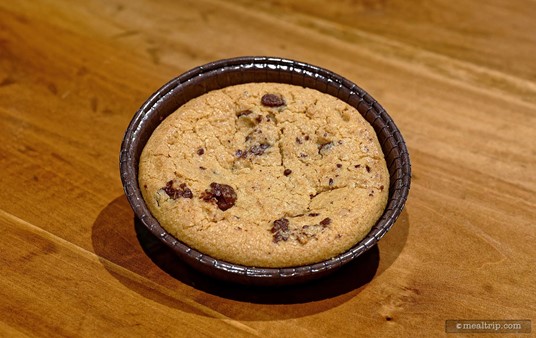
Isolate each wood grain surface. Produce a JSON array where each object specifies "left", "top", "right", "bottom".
[{"left": 1, "top": 0, "right": 534, "bottom": 337}]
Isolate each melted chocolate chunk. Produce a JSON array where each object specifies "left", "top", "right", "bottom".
[
  {"left": 261, "top": 93, "right": 285, "bottom": 107},
  {"left": 237, "top": 109, "right": 252, "bottom": 117},
  {"left": 379, "top": 185, "right": 384, "bottom": 191},
  {"left": 283, "top": 169, "right": 292, "bottom": 176},
  {"left": 318, "top": 141, "right": 334, "bottom": 155},
  {"left": 304, "top": 135, "right": 310, "bottom": 141},
  {"left": 249, "top": 143, "right": 270, "bottom": 155},
  {"left": 272, "top": 218, "right": 289, "bottom": 233},
  {"left": 179, "top": 183, "right": 193, "bottom": 198},
  {"left": 201, "top": 183, "right": 237, "bottom": 211},
  {"left": 236, "top": 144, "right": 271, "bottom": 159},
  {"left": 336, "top": 163, "right": 342, "bottom": 168},
  {"left": 163, "top": 180, "right": 193, "bottom": 199},
  {"left": 319, "top": 217, "right": 332, "bottom": 227},
  {"left": 163, "top": 181, "right": 176, "bottom": 197},
  {"left": 271, "top": 218, "right": 290, "bottom": 243},
  {"left": 197, "top": 148, "right": 204, "bottom": 155},
  {"left": 273, "top": 232, "right": 289, "bottom": 243},
  {"left": 366, "top": 165, "right": 371, "bottom": 173},
  {"left": 235, "top": 149, "right": 246, "bottom": 158}
]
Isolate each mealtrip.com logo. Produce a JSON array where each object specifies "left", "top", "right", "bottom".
[{"left": 445, "top": 320, "right": 531, "bottom": 334}]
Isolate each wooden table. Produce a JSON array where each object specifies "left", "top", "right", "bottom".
[{"left": 1, "top": 1, "right": 534, "bottom": 336}]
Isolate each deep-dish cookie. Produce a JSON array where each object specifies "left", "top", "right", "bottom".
[{"left": 138, "top": 83, "right": 389, "bottom": 267}]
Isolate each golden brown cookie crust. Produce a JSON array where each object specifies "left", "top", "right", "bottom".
[{"left": 138, "top": 83, "right": 389, "bottom": 268}]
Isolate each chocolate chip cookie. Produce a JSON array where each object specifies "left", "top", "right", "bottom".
[{"left": 138, "top": 83, "right": 389, "bottom": 267}]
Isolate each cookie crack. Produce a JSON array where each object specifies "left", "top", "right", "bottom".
[{"left": 311, "top": 184, "right": 349, "bottom": 198}]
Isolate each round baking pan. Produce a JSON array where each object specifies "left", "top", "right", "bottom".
[{"left": 120, "top": 56, "right": 411, "bottom": 286}]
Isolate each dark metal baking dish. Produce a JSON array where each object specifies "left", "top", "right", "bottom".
[{"left": 120, "top": 56, "right": 411, "bottom": 286}]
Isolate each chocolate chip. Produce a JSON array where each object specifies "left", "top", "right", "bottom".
[
  {"left": 199, "top": 166, "right": 206, "bottom": 170},
  {"left": 273, "top": 232, "right": 289, "bottom": 243},
  {"left": 267, "top": 115, "right": 272, "bottom": 122},
  {"left": 255, "top": 115, "right": 263, "bottom": 123},
  {"left": 197, "top": 148, "right": 204, "bottom": 155},
  {"left": 272, "top": 218, "right": 289, "bottom": 233},
  {"left": 249, "top": 143, "right": 270, "bottom": 155},
  {"left": 366, "top": 165, "right": 371, "bottom": 173},
  {"left": 319, "top": 141, "right": 333, "bottom": 155},
  {"left": 237, "top": 143, "right": 272, "bottom": 158},
  {"left": 179, "top": 183, "right": 193, "bottom": 198},
  {"left": 304, "top": 135, "right": 310, "bottom": 141},
  {"left": 201, "top": 183, "right": 237, "bottom": 211},
  {"left": 319, "top": 218, "right": 331, "bottom": 226},
  {"left": 283, "top": 169, "right": 292, "bottom": 176},
  {"left": 296, "top": 137, "right": 302, "bottom": 144},
  {"left": 380, "top": 185, "right": 384, "bottom": 191},
  {"left": 163, "top": 180, "right": 193, "bottom": 199},
  {"left": 163, "top": 181, "right": 177, "bottom": 198},
  {"left": 308, "top": 213, "right": 319, "bottom": 217},
  {"left": 212, "top": 183, "right": 236, "bottom": 210},
  {"left": 354, "top": 164, "right": 361, "bottom": 168},
  {"left": 329, "top": 178, "right": 334, "bottom": 186},
  {"left": 336, "top": 163, "right": 342, "bottom": 168},
  {"left": 261, "top": 93, "right": 285, "bottom": 107},
  {"left": 237, "top": 109, "right": 252, "bottom": 117},
  {"left": 299, "top": 153, "right": 308, "bottom": 158},
  {"left": 271, "top": 218, "right": 290, "bottom": 243}
]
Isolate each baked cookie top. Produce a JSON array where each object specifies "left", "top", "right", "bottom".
[{"left": 138, "top": 82, "right": 389, "bottom": 268}]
